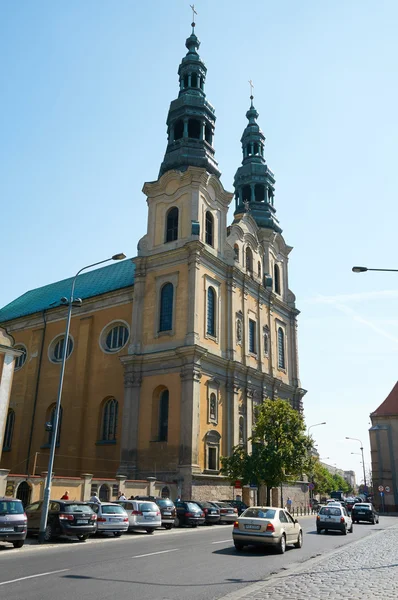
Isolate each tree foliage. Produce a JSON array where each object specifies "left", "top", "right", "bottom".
[
  {"left": 220, "top": 398, "right": 311, "bottom": 503},
  {"left": 308, "top": 459, "right": 353, "bottom": 496}
]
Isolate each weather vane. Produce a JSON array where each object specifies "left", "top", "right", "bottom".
[
  {"left": 190, "top": 4, "right": 197, "bottom": 29},
  {"left": 248, "top": 79, "right": 254, "bottom": 100}
]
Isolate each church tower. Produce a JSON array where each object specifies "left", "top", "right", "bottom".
[{"left": 119, "top": 24, "right": 305, "bottom": 500}]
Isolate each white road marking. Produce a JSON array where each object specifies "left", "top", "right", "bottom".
[
  {"left": 212, "top": 539, "right": 231, "bottom": 544},
  {"left": 0, "top": 568, "right": 69, "bottom": 587},
  {"left": 132, "top": 549, "right": 179, "bottom": 558}
]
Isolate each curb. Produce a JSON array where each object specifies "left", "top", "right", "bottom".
[{"left": 217, "top": 523, "right": 398, "bottom": 600}]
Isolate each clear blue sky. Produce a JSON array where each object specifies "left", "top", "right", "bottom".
[{"left": 2, "top": 0, "right": 398, "bottom": 487}]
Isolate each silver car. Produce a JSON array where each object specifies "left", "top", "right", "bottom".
[
  {"left": 317, "top": 504, "right": 353, "bottom": 535},
  {"left": 88, "top": 502, "right": 129, "bottom": 536},
  {"left": 232, "top": 506, "right": 303, "bottom": 554},
  {"left": 117, "top": 500, "right": 161, "bottom": 534}
]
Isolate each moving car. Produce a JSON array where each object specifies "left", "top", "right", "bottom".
[
  {"left": 187, "top": 501, "right": 220, "bottom": 525},
  {"left": 0, "top": 497, "right": 27, "bottom": 548},
  {"left": 26, "top": 500, "right": 97, "bottom": 541},
  {"left": 174, "top": 501, "right": 205, "bottom": 527},
  {"left": 232, "top": 506, "right": 303, "bottom": 554},
  {"left": 351, "top": 503, "right": 379, "bottom": 524},
  {"left": 210, "top": 501, "right": 237, "bottom": 523},
  {"left": 316, "top": 504, "right": 353, "bottom": 535},
  {"left": 345, "top": 497, "right": 357, "bottom": 512},
  {"left": 133, "top": 496, "right": 176, "bottom": 529},
  {"left": 88, "top": 502, "right": 129, "bottom": 536},
  {"left": 117, "top": 500, "right": 161, "bottom": 533}
]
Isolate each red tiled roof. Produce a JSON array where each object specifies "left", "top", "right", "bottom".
[{"left": 371, "top": 382, "right": 398, "bottom": 417}]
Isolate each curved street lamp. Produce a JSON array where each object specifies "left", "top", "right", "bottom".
[
  {"left": 307, "top": 422, "right": 326, "bottom": 438},
  {"left": 352, "top": 266, "right": 398, "bottom": 273},
  {"left": 38, "top": 253, "right": 126, "bottom": 543},
  {"left": 345, "top": 437, "right": 367, "bottom": 489}
]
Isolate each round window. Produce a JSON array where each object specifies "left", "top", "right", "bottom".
[
  {"left": 49, "top": 336, "right": 73, "bottom": 363},
  {"left": 101, "top": 323, "right": 129, "bottom": 353},
  {"left": 14, "top": 345, "right": 27, "bottom": 370}
]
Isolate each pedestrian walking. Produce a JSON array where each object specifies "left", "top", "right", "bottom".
[
  {"left": 61, "top": 490, "right": 69, "bottom": 500},
  {"left": 286, "top": 497, "right": 292, "bottom": 512},
  {"left": 118, "top": 492, "right": 127, "bottom": 501}
]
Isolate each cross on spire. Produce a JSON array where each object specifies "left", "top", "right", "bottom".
[
  {"left": 248, "top": 79, "right": 254, "bottom": 106},
  {"left": 190, "top": 4, "right": 197, "bottom": 30}
]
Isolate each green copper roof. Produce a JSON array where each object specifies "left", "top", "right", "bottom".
[{"left": 0, "top": 259, "right": 135, "bottom": 324}]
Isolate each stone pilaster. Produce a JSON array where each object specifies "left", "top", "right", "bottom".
[
  {"left": 178, "top": 362, "right": 202, "bottom": 469},
  {"left": 119, "top": 365, "right": 142, "bottom": 478},
  {"left": 129, "top": 257, "right": 147, "bottom": 354},
  {"left": 185, "top": 243, "right": 201, "bottom": 345},
  {"left": 226, "top": 378, "right": 240, "bottom": 451}
]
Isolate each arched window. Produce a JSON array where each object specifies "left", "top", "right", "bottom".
[
  {"left": 191, "top": 72, "right": 198, "bottom": 87},
  {"left": 47, "top": 404, "right": 63, "bottom": 446},
  {"left": 183, "top": 74, "right": 189, "bottom": 88},
  {"left": 159, "top": 283, "right": 174, "bottom": 332},
  {"left": 205, "top": 211, "right": 214, "bottom": 246},
  {"left": 188, "top": 118, "right": 201, "bottom": 139},
  {"left": 274, "top": 264, "right": 281, "bottom": 295},
  {"left": 2, "top": 409, "right": 15, "bottom": 451},
  {"left": 205, "top": 431, "right": 221, "bottom": 471},
  {"left": 161, "top": 486, "right": 170, "bottom": 498},
  {"left": 165, "top": 207, "right": 179, "bottom": 243},
  {"left": 101, "top": 398, "right": 118, "bottom": 442},
  {"left": 257, "top": 261, "right": 261, "bottom": 278},
  {"left": 246, "top": 247, "right": 253, "bottom": 273},
  {"left": 99, "top": 484, "right": 110, "bottom": 501},
  {"left": 253, "top": 142, "right": 259, "bottom": 155},
  {"left": 174, "top": 119, "right": 184, "bottom": 140},
  {"left": 207, "top": 286, "right": 216, "bottom": 336},
  {"left": 255, "top": 184, "right": 265, "bottom": 202},
  {"left": 278, "top": 328, "right": 285, "bottom": 369},
  {"left": 234, "top": 244, "right": 239, "bottom": 261},
  {"left": 158, "top": 389, "right": 169, "bottom": 442},
  {"left": 242, "top": 185, "right": 251, "bottom": 203},
  {"left": 14, "top": 346, "right": 27, "bottom": 370}
]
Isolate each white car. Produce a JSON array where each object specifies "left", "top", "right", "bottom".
[
  {"left": 117, "top": 500, "right": 161, "bottom": 534},
  {"left": 316, "top": 504, "right": 353, "bottom": 535},
  {"left": 88, "top": 502, "right": 129, "bottom": 536}
]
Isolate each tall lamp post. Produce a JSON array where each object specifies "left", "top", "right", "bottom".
[
  {"left": 38, "top": 253, "right": 126, "bottom": 543},
  {"left": 346, "top": 437, "right": 367, "bottom": 490},
  {"left": 307, "top": 422, "right": 326, "bottom": 503},
  {"left": 352, "top": 266, "right": 398, "bottom": 273}
]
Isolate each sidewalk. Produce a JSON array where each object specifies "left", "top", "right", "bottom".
[{"left": 220, "top": 524, "right": 398, "bottom": 600}]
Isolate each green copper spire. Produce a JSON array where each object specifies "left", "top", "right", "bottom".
[
  {"left": 233, "top": 91, "right": 281, "bottom": 233},
  {"left": 159, "top": 20, "right": 220, "bottom": 178}
]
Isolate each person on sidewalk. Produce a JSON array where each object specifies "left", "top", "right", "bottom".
[
  {"left": 61, "top": 490, "right": 69, "bottom": 500},
  {"left": 286, "top": 497, "right": 292, "bottom": 512},
  {"left": 118, "top": 492, "right": 127, "bottom": 501},
  {"left": 89, "top": 493, "right": 101, "bottom": 503}
]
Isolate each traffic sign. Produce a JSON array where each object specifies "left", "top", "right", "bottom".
[
  {"left": 385, "top": 486, "right": 391, "bottom": 493},
  {"left": 380, "top": 491, "right": 384, "bottom": 497},
  {"left": 234, "top": 480, "right": 242, "bottom": 489},
  {"left": 378, "top": 485, "right": 384, "bottom": 492},
  {"left": 308, "top": 483, "right": 315, "bottom": 490}
]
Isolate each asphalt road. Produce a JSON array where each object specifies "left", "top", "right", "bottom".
[{"left": 0, "top": 516, "right": 396, "bottom": 600}]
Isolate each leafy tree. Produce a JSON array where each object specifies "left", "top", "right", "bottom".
[
  {"left": 310, "top": 459, "right": 334, "bottom": 497},
  {"left": 220, "top": 398, "right": 311, "bottom": 505}
]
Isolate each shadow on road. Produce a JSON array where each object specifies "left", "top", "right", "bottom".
[{"left": 63, "top": 574, "right": 262, "bottom": 588}]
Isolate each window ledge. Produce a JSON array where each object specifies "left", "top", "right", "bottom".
[
  {"left": 203, "top": 469, "right": 220, "bottom": 475},
  {"left": 96, "top": 440, "right": 117, "bottom": 446},
  {"left": 156, "top": 330, "right": 174, "bottom": 338},
  {"left": 150, "top": 439, "right": 168, "bottom": 444},
  {"left": 248, "top": 352, "right": 258, "bottom": 358}
]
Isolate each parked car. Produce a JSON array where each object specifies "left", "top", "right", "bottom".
[
  {"left": 26, "top": 500, "right": 97, "bottom": 541},
  {"left": 351, "top": 503, "right": 379, "bottom": 524},
  {"left": 316, "top": 504, "right": 353, "bottom": 535},
  {"left": 0, "top": 497, "right": 27, "bottom": 548},
  {"left": 187, "top": 501, "right": 220, "bottom": 525},
  {"left": 133, "top": 496, "right": 176, "bottom": 529},
  {"left": 210, "top": 501, "right": 237, "bottom": 523},
  {"left": 88, "top": 502, "right": 129, "bottom": 536},
  {"left": 174, "top": 501, "right": 205, "bottom": 527},
  {"left": 117, "top": 500, "right": 161, "bottom": 533},
  {"left": 232, "top": 506, "right": 303, "bottom": 554},
  {"left": 225, "top": 500, "right": 248, "bottom": 516}
]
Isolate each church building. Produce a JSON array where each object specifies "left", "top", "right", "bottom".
[{"left": 0, "top": 25, "right": 305, "bottom": 499}]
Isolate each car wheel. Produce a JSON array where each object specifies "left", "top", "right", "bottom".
[
  {"left": 277, "top": 534, "right": 286, "bottom": 554},
  {"left": 316, "top": 528, "right": 322, "bottom": 534},
  {"left": 234, "top": 542, "right": 244, "bottom": 551},
  {"left": 349, "top": 523, "right": 353, "bottom": 533},
  {"left": 342, "top": 525, "right": 347, "bottom": 535},
  {"left": 12, "top": 540, "right": 24, "bottom": 548},
  {"left": 371, "top": 517, "right": 375, "bottom": 525},
  {"left": 174, "top": 517, "right": 180, "bottom": 527},
  {"left": 165, "top": 524, "right": 173, "bottom": 530},
  {"left": 294, "top": 530, "right": 303, "bottom": 548},
  {"left": 77, "top": 534, "right": 89, "bottom": 541},
  {"left": 191, "top": 524, "right": 197, "bottom": 528},
  {"left": 113, "top": 532, "right": 122, "bottom": 537},
  {"left": 146, "top": 528, "right": 154, "bottom": 534},
  {"left": 44, "top": 524, "right": 54, "bottom": 542}
]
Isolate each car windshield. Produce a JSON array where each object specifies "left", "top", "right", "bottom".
[
  {"left": 186, "top": 502, "right": 201, "bottom": 511},
  {"left": 138, "top": 502, "right": 158, "bottom": 512},
  {"left": 0, "top": 501, "right": 24, "bottom": 515},
  {"left": 157, "top": 499, "right": 174, "bottom": 508},
  {"left": 320, "top": 507, "right": 341, "bottom": 516},
  {"left": 242, "top": 508, "right": 276, "bottom": 519},
  {"left": 199, "top": 502, "right": 216, "bottom": 508},
  {"left": 354, "top": 503, "right": 370, "bottom": 508},
  {"left": 64, "top": 504, "right": 94, "bottom": 514},
  {"left": 101, "top": 505, "right": 126, "bottom": 514}
]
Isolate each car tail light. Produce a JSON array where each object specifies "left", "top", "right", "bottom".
[
  {"left": 97, "top": 517, "right": 107, "bottom": 522},
  {"left": 233, "top": 508, "right": 238, "bottom": 514},
  {"left": 24, "top": 513, "right": 27, "bottom": 519},
  {"left": 316, "top": 515, "right": 320, "bottom": 521},
  {"left": 59, "top": 513, "right": 74, "bottom": 521},
  {"left": 132, "top": 510, "right": 143, "bottom": 516},
  {"left": 266, "top": 522, "right": 275, "bottom": 532},
  {"left": 233, "top": 521, "right": 239, "bottom": 528},
  {"left": 201, "top": 512, "right": 205, "bottom": 518},
  {"left": 156, "top": 511, "right": 161, "bottom": 516},
  {"left": 220, "top": 509, "right": 227, "bottom": 513},
  {"left": 340, "top": 517, "right": 345, "bottom": 523},
  {"left": 123, "top": 517, "right": 129, "bottom": 522},
  {"left": 90, "top": 514, "right": 97, "bottom": 521}
]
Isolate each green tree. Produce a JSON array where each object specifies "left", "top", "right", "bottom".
[
  {"left": 220, "top": 398, "right": 311, "bottom": 505},
  {"left": 310, "top": 459, "right": 335, "bottom": 497}
]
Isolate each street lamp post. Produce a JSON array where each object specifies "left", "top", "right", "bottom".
[
  {"left": 346, "top": 437, "right": 367, "bottom": 490},
  {"left": 307, "top": 422, "right": 326, "bottom": 504},
  {"left": 352, "top": 266, "right": 398, "bottom": 273},
  {"left": 38, "top": 253, "right": 126, "bottom": 543}
]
